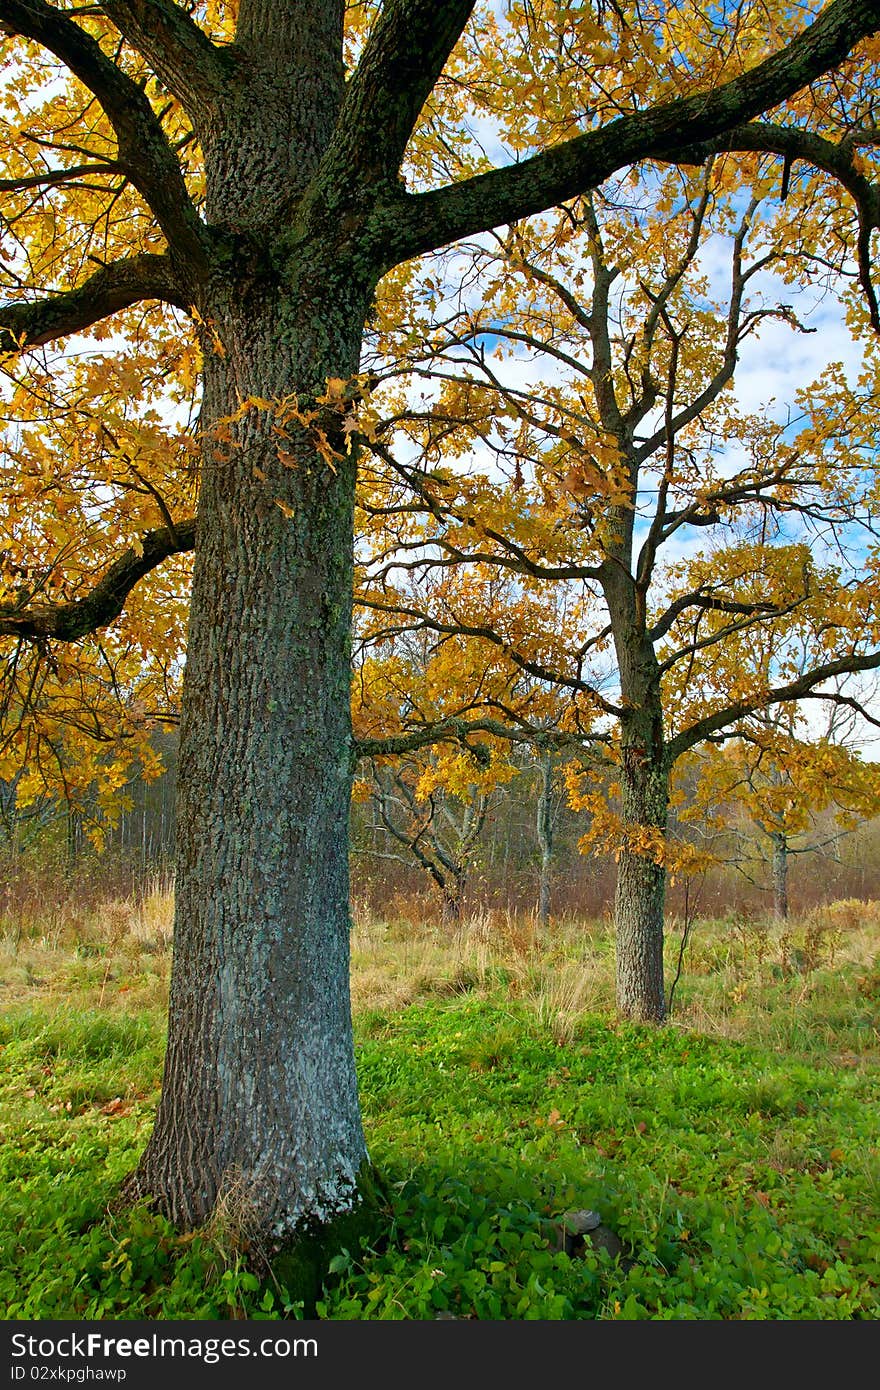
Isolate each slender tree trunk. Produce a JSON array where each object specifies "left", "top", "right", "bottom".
[
  {"left": 66, "top": 809, "right": 79, "bottom": 876},
  {"left": 440, "top": 876, "right": 463, "bottom": 927},
  {"left": 604, "top": 551, "right": 669, "bottom": 1023},
  {"left": 536, "top": 750, "right": 554, "bottom": 927},
  {"left": 770, "top": 829, "right": 789, "bottom": 920}
]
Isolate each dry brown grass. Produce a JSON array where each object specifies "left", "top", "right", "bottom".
[
  {"left": 805, "top": 897, "right": 880, "bottom": 935},
  {"left": 349, "top": 906, "right": 620, "bottom": 1047},
  {"left": 1, "top": 886, "right": 877, "bottom": 1057},
  {"left": 0, "top": 872, "right": 174, "bottom": 1013}
]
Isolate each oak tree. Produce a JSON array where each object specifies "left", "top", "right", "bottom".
[
  {"left": 359, "top": 158, "right": 880, "bottom": 1020},
  {"left": 1, "top": 0, "right": 878, "bottom": 1240},
  {"left": 679, "top": 688, "right": 880, "bottom": 918}
]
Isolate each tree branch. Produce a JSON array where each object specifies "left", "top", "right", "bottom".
[
  {"left": 379, "top": 0, "right": 880, "bottom": 265},
  {"left": 101, "top": 0, "right": 231, "bottom": 121},
  {"left": 326, "top": 0, "right": 476, "bottom": 190},
  {"left": 0, "top": 158, "right": 125, "bottom": 190},
  {"left": 668, "top": 648, "right": 880, "bottom": 762},
  {"left": 364, "top": 437, "right": 604, "bottom": 582},
  {"left": 0, "top": 518, "right": 195, "bottom": 641},
  {"left": 650, "top": 589, "right": 789, "bottom": 646},
  {"left": 679, "top": 121, "right": 880, "bottom": 329},
  {"left": 0, "top": 252, "right": 188, "bottom": 351},
  {"left": 789, "top": 688, "right": 880, "bottom": 732},
  {"left": 354, "top": 714, "right": 592, "bottom": 766},
  {"left": 360, "top": 594, "right": 623, "bottom": 716},
  {"left": 0, "top": 0, "right": 207, "bottom": 269},
  {"left": 356, "top": 717, "right": 494, "bottom": 767}
]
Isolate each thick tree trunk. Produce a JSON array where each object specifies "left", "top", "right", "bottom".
[
  {"left": 134, "top": 279, "right": 372, "bottom": 1235},
  {"left": 604, "top": 552, "right": 669, "bottom": 1023},
  {"left": 126, "top": 0, "right": 388, "bottom": 1241}
]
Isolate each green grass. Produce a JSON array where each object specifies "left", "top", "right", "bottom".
[{"left": 0, "top": 892, "right": 878, "bottom": 1319}]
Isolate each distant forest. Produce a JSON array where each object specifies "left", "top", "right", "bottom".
[{"left": 5, "top": 729, "right": 878, "bottom": 922}]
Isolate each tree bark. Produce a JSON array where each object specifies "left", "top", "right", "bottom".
[
  {"left": 614, "top": 743, "right": 669, "bottom": 1022},
  {"left": 133, "top": 282, "right": 372, "bottom": 1234},
  {"left": 440, "top": 877, "right": 463, "bottom": 927},
  {"left": 129, "top": 3, "right": 378, "bottom": 1234},
  {"left": 770, "top": 829, "right": 789, "bottom": 920},
  {"left": 536, "top": 751, "right": 554, "bottom": 927},
  {"left": 604, "top": 558, "right": 669, "bottom": 1023}
]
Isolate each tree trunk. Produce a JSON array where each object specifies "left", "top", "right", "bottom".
[
  {"left": 134, "top": 285, "right": 371, "bottom": 1235},
  {"left": 66, "top": 808, "right": 80, "bottom": 876},
  {"left": 603, "top": 551, "right": 669, "bottom": 1023},
  {"left": 440, "top": 877, "right": 463, "bottom": 927},
  {"left": 536, "top": 750, "right": 554, "bottom": 927},
  {"left": 614, "top": 744, "right": 669, "bottom": 1021},
  {"left": 123, "top": 0, "right": 392, "bottom": 1240},
  {"left": 770, "top": 830, "right": 789, "bottom": 920}
]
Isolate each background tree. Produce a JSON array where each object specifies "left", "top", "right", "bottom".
[
  {"left": 360, "top": 160, "right": 880, "bottom": 1021},
  {"left": 360, "top": 757, "right": 494, "bottom": 924},
  {"left": 1, "top": 0, "right": 878, "bottom": 1244},
  {"left": 681, "top": 690, "right": 880, "bottom": 918},
  {"left": 534, "top": 747, "right": 564, "bottom": 926}
]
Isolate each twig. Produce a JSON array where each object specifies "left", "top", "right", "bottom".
[{"left": 667, "top": 878, "right": 698, "bottom": 1016}]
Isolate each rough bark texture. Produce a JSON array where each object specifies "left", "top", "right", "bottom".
[
  {"left": 613, "top": 744, "right": 669, "bottom": 1022},
  {"left": 440, "top": 881, "right": 463, "bottom": 927},
  {"left": 134, "top": 290, "right": 370, "bottom": 1233},
  {"left": 131, "top": 0, "right": 376, "bottom": 1236},
  {"left": 603, "top": 547, "right": 669, "bottom": 1024}
]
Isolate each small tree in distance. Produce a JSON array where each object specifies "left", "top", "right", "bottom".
[{"left": 681, "top": 692, "right": 880, "bottom": 919}]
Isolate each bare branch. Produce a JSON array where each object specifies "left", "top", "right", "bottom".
[{"left": 791, "top": 688, "right": 880, "bottom": 731}]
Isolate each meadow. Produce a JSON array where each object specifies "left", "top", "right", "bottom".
[{"left": 0, "top": 881, "right": 878, "bottom": 1320}]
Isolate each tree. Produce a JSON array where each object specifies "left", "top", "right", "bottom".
[
  {"left": 358, "top": 162, "right": 880, "bottom": 1021},
  {"left": 0, "top": 616, "right": 181, "bottom": 847},
  {"left": 354, "top": 547, "right": 586, "bottom": 920},
  {"left": 360, "top": 758, "right": 492, "bottom": 923},
  {"left": 681, "top": 689, "right": 880, "bottom": 918},
  {"left": 352, "top": 581, "right": 532, "bottom": 920},
  {"left": 1, "top": 0, "right": 879, "bottom": 1244},
  {"left": 535, "top": 748, "right": 558, "bottom": 926}
]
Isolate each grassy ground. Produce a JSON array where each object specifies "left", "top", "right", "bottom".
[{"left": 0, "top": 882, "right": 878, "bottom": 1319}]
